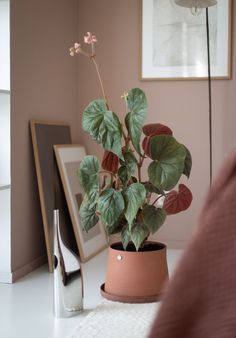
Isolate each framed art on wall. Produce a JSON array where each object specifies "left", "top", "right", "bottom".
[
  {"left": 141, "top": 0, "right": 231, "bottom": 80},
  {"left": 30, "top": 120, "right": 77, "bottom": 272},
  {"left": 54, "top": 144, "right": 108, "bottom": 262}
]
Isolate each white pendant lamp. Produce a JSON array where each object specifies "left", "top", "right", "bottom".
[
  {"left": 175, "top": 0, "right": 217, "bottom": 8},
  {"left": 175, "top": 0, "right": 217, "bottom": 185}
]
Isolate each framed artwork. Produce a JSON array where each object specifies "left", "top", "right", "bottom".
[
  {"left": 141, "top": 0, "right": 231, "bottom": 80},
  {"left": 30, "top": 120, "right": 77, "bottom": 272},
  {"left": 54, "top": 144, "right": 108, "bottom": 262}
]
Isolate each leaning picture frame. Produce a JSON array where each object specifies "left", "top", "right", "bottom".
[
  {"left": 30, "top": 120, "right": 77, "bottom": 272},
  {"left": 54, "top": 144, "right": 108, "bottom": 262},
  {"left": 141, "top": 0, "right": 232, "bottom": 80}
]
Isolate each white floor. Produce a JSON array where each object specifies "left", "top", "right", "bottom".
[{"left": 0, "top": 248, "right": 183, "bottom": 338}]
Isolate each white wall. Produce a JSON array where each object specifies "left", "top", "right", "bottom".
[
  {"left": 0, "top": 187, "right": 11, "bottom": 283},
  {"left": 0, "top": 93, "right": 10, "bottom": 185},
  {"left": 0, "top": 0, "right": 11, "bottom": 283},
  {"left": 0, "top": 0, "right": 10, "bottom": 90}
]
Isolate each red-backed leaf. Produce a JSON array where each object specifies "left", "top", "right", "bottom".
[
  {"left": 101, "top": 150, "right": 119, "bottom": 174},
  {"left": 142, "top": 136, "right": 152, "bottom": 158},
  {"left": 143, "top": 123, "right": 173, "bottom": 137},
  {"left": 163, "top": 184, "right": 193, "bottom": 215}
]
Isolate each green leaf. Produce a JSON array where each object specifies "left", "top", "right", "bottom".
[
  {"left": 144, "top": 182, "right": 162, "bottom": 195},
  {"left": 120, "top": 150, "right": 138, "bottom": 170},
  {"left": 183, "top": 145, "right": 192, "bottom": 178},
  {"left": 131, "top": 223, "right": 149, "bottom": 251},
  {"left": 148, "top": 135, "right": 186, "bottom": 190},
  {"left": 142, "top": 205, "right": 166, "bottom": 234},
  {"left": 118, "top": 166, "right": 129, "bottom": 186},
  {"left": 78, "top": 155, "right": 99, "bottom": 199},
  {"left": 82, "top": 99, "right": 123, "bottom": 159},
  {"left": 103, "top": 222, "right": 118, "bottom": 236},
  {"left": 122, "top": 183, "right": 146, "bottom": 227},
  {"left": 97, "top": 188, "right": 125, "bottom": 227},
  {"left": 118, "top": 151, "right": 138, "bottom": 185},
  {"left": 104, "top": 216, "right": 126, "bottom": 235},
  {"left": 79, "top": 198, "right": 99, "bottom": 232},
  {"left": 125, "top": 88, "right": 147, "bottom": 154},
  {"left": 121, "top": 225, "right": 131, "bottom": 250}
]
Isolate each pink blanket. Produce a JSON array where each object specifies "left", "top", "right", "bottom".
[{"left": 148, "top": 150, "right": 236, "bottom": 338}]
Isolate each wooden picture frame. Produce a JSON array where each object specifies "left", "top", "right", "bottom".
[
  {"left": 54, "top": 144, "right": 108, "bottom": 262},
  {"left": 141, "top": 0, "right": 232, "bottom": 80},
  {"left": 30, "top": 120, "right": 76, "bottom": 272}
]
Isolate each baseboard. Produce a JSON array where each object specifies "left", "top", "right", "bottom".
[
  {"left": 12, "top": 255, "right": 47, "bottom": 282},
  {"left": 0, "top": 271, "right": 13, "bottom": 283}
]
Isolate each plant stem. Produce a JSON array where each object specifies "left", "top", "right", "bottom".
[
  {"left": 121, "top": 126, "right": 127, "bottom": 141},
  {"left": 137, "top": 164, "right": 142, "bottom": 183},
  {"left": 79, "top": 49, "right": 91, "bottom": 58},
  {"left": 137, "top": 153, "right": 146, "bottom": 182},
  {"left": 121, "top": 125, "right": 130, "bottom": 149},
  {"left": 91, "top": 56, "right": 109, "bottom": 110},
  {"left": 140, "top": 153, "right": 145, "bottom": 167},
  {"left": 99, "top": 170, "right": 116, "bottom": 188},
  {"left": 99, "top": 170, "right": 116, "bottom": 178},
  {"left": 151, "top": 194, "right": 165, "bottom": 206},
  {"left": 146, "top": 192, "right": 152, "bottom": 204}
]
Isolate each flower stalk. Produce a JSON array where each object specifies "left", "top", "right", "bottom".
[
  {"left": 70, "top": 32, "right": 109, "bottom": 109},
  {"left": 91, "top": 56, "right": 109, "bottom": 110}
]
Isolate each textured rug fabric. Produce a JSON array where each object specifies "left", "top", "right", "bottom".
[
  {"left": 148, "top": 150, "right": 236, "bottom": 338},
  {"left": 70, "top": 300, "right": 159, "bottom": 338}
]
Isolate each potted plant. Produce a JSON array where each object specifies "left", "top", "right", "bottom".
[{"left": 70, "top": 33, "right": 193, "bottom": 303}]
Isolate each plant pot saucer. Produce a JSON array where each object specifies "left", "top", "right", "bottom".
[{"left": 100, "top": 283, "right": 160, "bottom": 304}]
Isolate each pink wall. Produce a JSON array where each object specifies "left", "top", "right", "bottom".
[
  {"left": 77, "top": 0, "right": 236, "bottom": 248},
  {"left": 8, "top": 0, "right": 235, "bottom": 280},
  {"left": 10, "top": 0, "right": 79, "bottom": 277}
]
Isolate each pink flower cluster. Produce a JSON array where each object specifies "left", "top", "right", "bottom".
[
  {"left": 69, "top": 32, "right": 97, "bottom": 57},
  {"left": 69, "top": 43, "right": 81, "bottom": 56},
  {"left": 84, "top": 32, "right": 97, "bottom": 45}
]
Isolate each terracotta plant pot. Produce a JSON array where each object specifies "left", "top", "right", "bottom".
[{"left": 101, "top": 241, "right": 169, "bottom": 303}]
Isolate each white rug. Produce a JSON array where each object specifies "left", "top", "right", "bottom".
[{"left": 70, "top": 299, "right": 159, "bottom": 338}]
